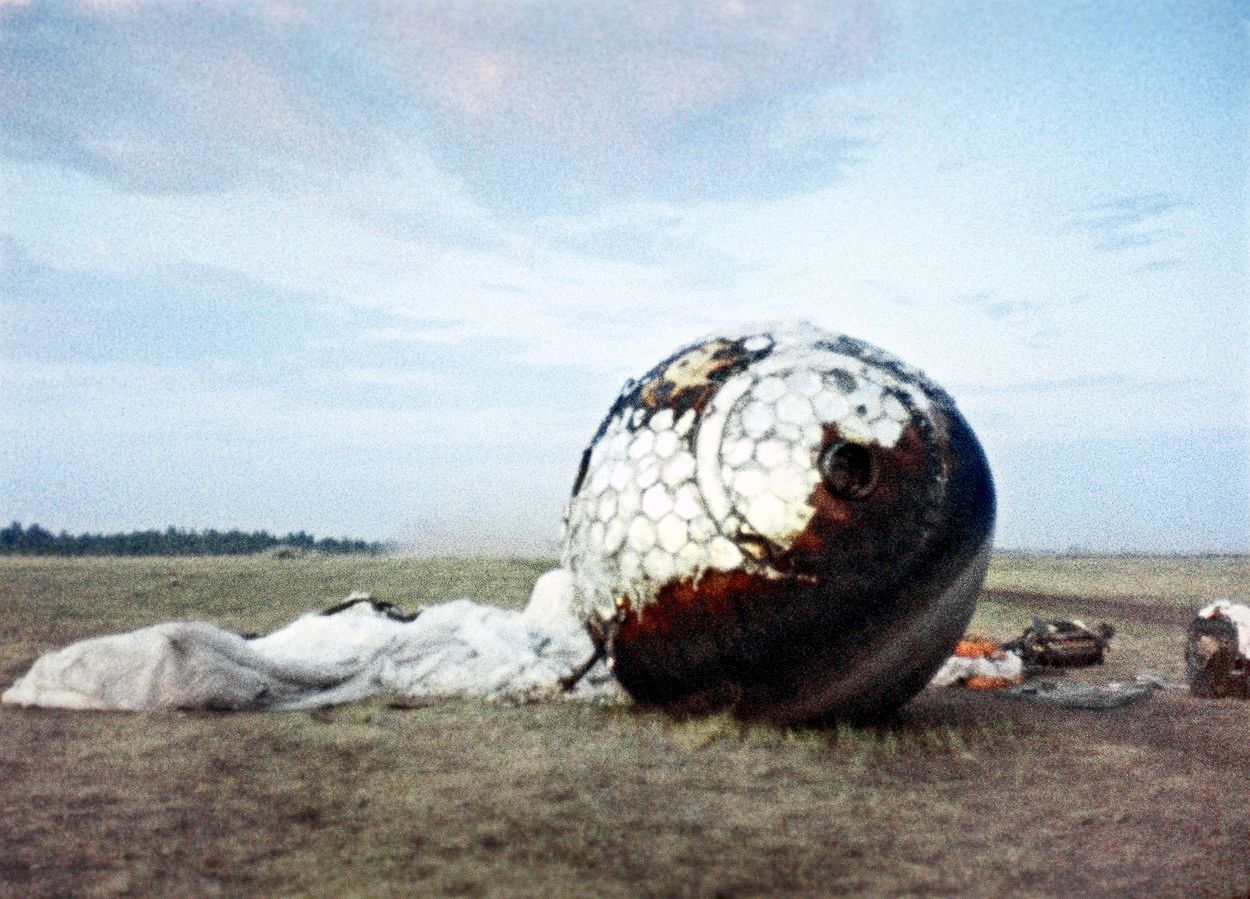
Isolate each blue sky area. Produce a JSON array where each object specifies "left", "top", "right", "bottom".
[{"left": 2, "top": 1, "right": 1246, "bottom": 554}]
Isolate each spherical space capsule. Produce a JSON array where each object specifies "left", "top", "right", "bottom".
[{"left": 561, "top": 323, "right": 995, "bottom": 724}]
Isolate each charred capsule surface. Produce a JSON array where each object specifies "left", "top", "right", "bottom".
[{"left": 561, "top": 323, "right": 995, "bottom": 723}]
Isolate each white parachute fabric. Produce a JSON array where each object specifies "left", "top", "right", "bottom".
[{"left": 1, "top": 569, "right": 619, "bottom": 712}]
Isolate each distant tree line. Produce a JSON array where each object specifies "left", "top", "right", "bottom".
[{"left": 0, "top": 522, "right": 384, "bottom": 557}]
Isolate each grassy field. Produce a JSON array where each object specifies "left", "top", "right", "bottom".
[{"left": 1, "top": 554, "right": 1248, "bottom": 897}]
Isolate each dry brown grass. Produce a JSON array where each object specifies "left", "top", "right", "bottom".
[{"left": 2, "top": 554, "right": 1248, "bottom": 897}]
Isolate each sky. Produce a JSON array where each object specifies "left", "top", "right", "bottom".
[{"left": 1, "top": 0, "right": 1246, "bottom": 555}]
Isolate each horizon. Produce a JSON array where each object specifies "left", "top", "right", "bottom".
[
  {"left": 2, "top": 1, "right": 1247, "bottom": 555},
  {"left": 3, "top": 518, "right": 1248, "bottom": 561}
]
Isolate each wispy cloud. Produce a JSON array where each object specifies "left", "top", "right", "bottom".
[
  {"left": 1066, "top": 192, "right": 1188, "bottom": 254},
  {"left": 956, "top": 292, "right": 1047, "bottom": 321},
  {"left": 2, "top": 258, "right": 345, "bottom": 365},
  {"left": 1, "top": 0, "right": 883, "bottom": 207},
  {"left": 530, "top": 203, "right": 753, "bottom": 291},
  {"left": 373, "top": 0, "right": 884, "bottom": 208},
  {"left": 1, "top": 3, "right": 391, "bottom": 192},
  {"left": 375, "top": 0, "right": 880, "bottom": 147},
  {"left": 1135, "top": 257, "right": 1184, "bottom": 273}
]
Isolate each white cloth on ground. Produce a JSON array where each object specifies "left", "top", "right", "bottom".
[{"left": 1, "top": 569, "right": 617, "bottom": 711}]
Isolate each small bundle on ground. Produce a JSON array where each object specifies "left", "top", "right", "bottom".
[
  {"left": 1186, "top": 601, "right": 1250, "bottom": 699},
  {"left": 928, "top": 635, "right": 1023, "bottom": 690},
  {"left": 1003, "top": 618, "right": 1114, "bottom": 670}
]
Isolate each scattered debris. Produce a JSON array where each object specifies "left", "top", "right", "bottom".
[
  {"left": 1186, "top": 601, "right": 1250, "bottom": 699},
  {"left": 13, "top": 576, "right": 1246, "bottom": 718},
  {"left": 930, "top": 617, "right": 1117, "bottom": 693},
  {"left": 929, "top": 635, "right": 1023, "bottom": 689},
  {"left": 931, "top": 618, "right": 1137, "bottom": 710},
  {"left": 1005, "top": 680, "right": 1153, "bottom": 710},
  {"left": 1003, "top": 618, "right": 1114, "bottom": 669},
  {"left": 1133, "top": 670, "right": 1186, "bottom": 692}
]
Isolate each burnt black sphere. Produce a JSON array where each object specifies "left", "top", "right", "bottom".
[{"left": 562, "top": 323, "right": 995, "bottom": 723}]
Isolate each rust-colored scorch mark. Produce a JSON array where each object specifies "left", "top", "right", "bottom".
[
  {"left": 618, "top": 569, "right": 766, "bottom": 640},
  {"left": 639, "top": 339, "right": 745, "bottom": 415}
]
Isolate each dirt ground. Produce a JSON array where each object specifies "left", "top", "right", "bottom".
[{"left": 1, "top": 554, "right": 1247, "bottom": 898}]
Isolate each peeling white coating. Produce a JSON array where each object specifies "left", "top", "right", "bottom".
[{"left": 563, "top": 322, "right": 941, "bottom": 620}]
